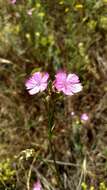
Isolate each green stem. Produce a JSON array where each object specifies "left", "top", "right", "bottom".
[{"left": 48, "top": 96, "right": 64, "bottom": 190}]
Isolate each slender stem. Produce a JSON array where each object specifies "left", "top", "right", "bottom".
[
  {"left": 42, "top": 159, "right": 80, "bottom": 167},
  {"left": 27, "top": 151, "right": 40, "bottom": 190},
  {"left": 47, "top": 96, "right": 64, "bottom": 190},
  {"left": 27, "top": 154, "right": 37, "bottom": 190}
]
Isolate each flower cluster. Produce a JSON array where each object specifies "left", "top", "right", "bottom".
[{"left": 25, "top": 71, "right": 82, "bottom": 96}]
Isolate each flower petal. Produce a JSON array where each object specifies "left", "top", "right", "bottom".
[
  {"left": 54, "top": 82, "right": 64, "bottom": 91},
  {"left": 40, "top": 83, "right": 48, "bottom": 92},
  {"left": 33, "top": 179, "right": 41, "bottom": 190},
  {"left": 25, "top": 78, "right": 37, "bottom": 89},
  {"left": 41, "top": 73, "right": 49, "bottom": 83},
  {"left": 54, "top": 71, "right": 67, "bottom": 91},
  {"left": 81, "top": 113, "right": 89, "bottom": 121},
  {"left": 32, "top": 72, "right": 42, "bottom": 83},
  {"left": 62, "top": 85, "right": 73, "bottom": 95},
  {"left": 55, "top": 72, "right": 67, "bottom": 81},
  {"left": 10, "top": 0, "right": 16, "bottom": 4},
  {"left": 28, "top": 86, "right": 40, "bottom": 95},
  {"left": 69, "top": 83, "right": 83, "bottom": 93},
  {"left": 67, "top": 74, "right": 80, "bottom": 83}
]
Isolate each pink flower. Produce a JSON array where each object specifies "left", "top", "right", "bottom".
[
  {"left": 25, "top": 72, "right": 49, "bottom": 95},
  {"left": 81, "top": 113, "right": 89, "bottom": 121},
  {"left": 33, "top": 180, "right": 42, "bottom": 190},
  {"left": 70, "top": 111, "right": 75, "bottom": 116},
  {"left": 27, "top": 9, "right": 33, "bottom": 16},
  {"left": 10, "top": 0, "right": 16, "bottom": 4},
  {"left": 54, "top": 71, "right": 82, "bottom": 95}
]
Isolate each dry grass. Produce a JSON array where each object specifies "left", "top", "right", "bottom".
[{"left": 0, "top": 55, "right": 107, "bottom": 190}]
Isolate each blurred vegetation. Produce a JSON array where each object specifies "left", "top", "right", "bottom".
[
  {"left": 0, "top": 158, "right": 16, "bottom": 190},
  {"left": 81, "top": 181, "right": 107, "bottom": 190},
  {"left": 0, "top": 0, "right": 107, "bottom": 189}
]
